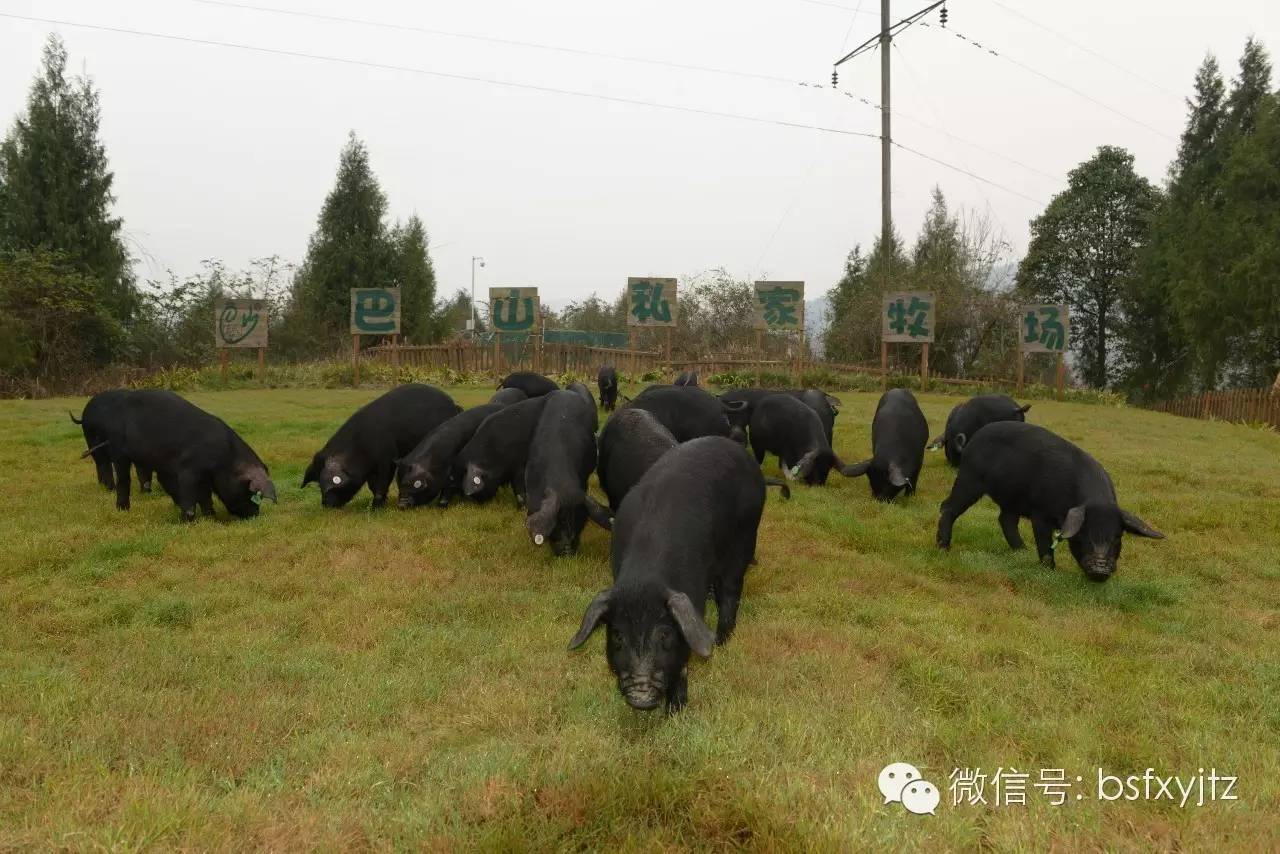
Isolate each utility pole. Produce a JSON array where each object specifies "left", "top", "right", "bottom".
[{"left": 879, "top": 0, "right": 892, "bottom": 286}]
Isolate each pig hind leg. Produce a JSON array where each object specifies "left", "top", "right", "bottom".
[
  {"left": 112, "top": 457, "right": 132, "bottom": 510},
  {"left": 937, "top": 470, "right": 985, "bottom": 550}
]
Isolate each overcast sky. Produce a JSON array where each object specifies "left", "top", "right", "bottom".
[{"left": 1, "top": 1, "right": 1276, "bottom": 306}]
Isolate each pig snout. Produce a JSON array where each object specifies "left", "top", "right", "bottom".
[
  {"left": 397, "top": 494, "right": 415, "bottom": 510},
  {"left": 1081, "top": 556, "right": 1116, "bottom": 583},
  {"left": 618, "top": 673, "right": 665, "bottom": 711}
]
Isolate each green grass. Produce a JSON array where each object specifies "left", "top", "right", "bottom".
[{"left": 1, "top": 387, "right": 1278, "bottom": 850}]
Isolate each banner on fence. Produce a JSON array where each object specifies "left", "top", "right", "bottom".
[
  {"left": 1019, "top": 304, "right": 1070, "bottom": 353},
  {"left": 489, "top": 287, "right": 541, "bottom": 333},
  {"left": 626, "top": 277, "right": 678, "bottom": 327},
  {"left": 753, "top": 282, "right": 805, "bottom": 331},
  {"left": 214, "top": 298, "right": 268, "bottom": 348},
  {"left": 882, "top": 292, "right": 935, "bottom": 343},
  {"left": 350, "top": 288, "right": 401, "bottom": 335}
]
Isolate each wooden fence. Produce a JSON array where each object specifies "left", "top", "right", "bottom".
[{"left": 1146, "top": 388, "right": 1280, "bottom": 428}]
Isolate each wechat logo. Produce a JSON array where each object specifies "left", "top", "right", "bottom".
[{"left": 879, "top": 762, "right": 940, "bottom": 816}]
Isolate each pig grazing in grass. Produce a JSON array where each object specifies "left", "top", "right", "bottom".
[
  {"left": 488, "top": 387, "right": 528, "bottom": 406},
  {"left": 597, "top": 408, "right": 678, "bottom": 512},
  {"left": 565, "top": 382, "right": 599, "bottom": 433},
  {"left": 674, "top": 370, "right": 699, "bottom": 387},
  {"left": 569, "top": 436, "right": 776, "bottom": 713},
  {"left": 597, "top": 365, "right": 619, "bottom": 412},
  {"left": 843, "top": 389, "right": 929, "bottom": 501},
  {"left": 936, "top": 421, "right": 1164, "bottom": 582},
  {"left": 499, "top": 371, "right": 559, "bottom": 398},
  {"left": 524, "top": 391, "right": 612, "bottom": 556},
  {"left": 303, "top": 384, "right": 460, "bottom": 509},
  {"left": 457, "top": 395, "right": 550, "bottom": 504},
  {"left": 395, "top": 403, "right": 505, "bottom": 509},
  {"left": 104, "top": 390, "right": 275, "bottom": 522},
  {"left": 748, "top": 394, "right": 852, "bottom": 486},
  {"left": 627, "top": 385, "right": 744, "bottom": 443},
  {"left": 931, "top": 394, "right": 1031, "bottom": 467},
  {"left": 72, "top": 389, "right": 153, "bottom": 493}
]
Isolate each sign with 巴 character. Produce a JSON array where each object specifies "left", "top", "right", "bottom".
[
  {"left": 1019, "top": 304, "right": 1070, "bottom": 353},
  {"left": 626, "top": 277, "right": 678, "bottom": 327},
  {"left": 350, "top": 287, "right": 401, "bottom": 334},
  {"left": 882, "top": 292, "right": 935, "bottom": 343},
  {"left": 753, "top": 282, "right": 805, "bottom": 331},
  {"left": 489, "top": 287, "right": 541, "bottom": 333},
  {"left": 214, "top": 298, "right": 268, "bottom": 348}
]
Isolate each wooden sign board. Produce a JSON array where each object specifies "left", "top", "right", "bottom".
[
  {"left": 214, "top": 298, "right": 268, "bottom": 348},
  {"left": 1020, "top": 304, "right": 1070, "bottom": 353},
  {"left": 753, "top": 281, "right": 805, "bottom": 331},
  {"left": 626, "top": 277, "right": 678, "bottom": 327},
  {"left": 882, "top": 291, "right": 936, "bottom": 343},
  {"left": 489, "top": 287, "right": 541, "bottom": 333},
  {"left": 350, "top": 287, "right": 401, "bottom": 335}
]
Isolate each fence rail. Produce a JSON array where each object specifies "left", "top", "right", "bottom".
[{"left": 1146, "top": 388, "right": 1280, "bottom": 428}]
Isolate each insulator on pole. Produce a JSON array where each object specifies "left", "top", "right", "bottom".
[
  {"left": 940, "top": 4, "right": 949, "bottom": 27},
  {"left": 832, "top": 68, "right": 839, "bottom": 86}
]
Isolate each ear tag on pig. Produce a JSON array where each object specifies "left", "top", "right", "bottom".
[
  {"left": 790, "top": 465, "right": 801, "bottom": 478},
  {"left": 413, "top": 480, "right": 423, "bottom": 489},
  {"left": 534, "top": 534, "right": 545, "bottom": 545},
  {"left": 1051, "top": 532, "right": 1063, "bottom": 550},
  {"left": 332, "top": 476, "right": 342, "bottom": 485},
  {"left": 251, "top": 491, "right": 263, "bottom": 505},
  {"left": 473, "top": 476, "right": 482, "bottom": 486}
]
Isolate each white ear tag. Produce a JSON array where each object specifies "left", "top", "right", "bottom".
[
  {"left": 331, "top": 476, "right": 342, "bottom": 485},
  {"left": 534, "top": 534, "right": 545, "bottom": 545},
  {"left": 413, "top": 480, "right": 423, "bottom": 489},
  {"left": 473, "top": 476, "right": 482, "bottom": 485}
]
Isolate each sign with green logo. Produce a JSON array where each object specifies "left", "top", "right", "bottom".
[
  {"left": 753, "top": 281, "right": 805, "bottom": 330},
  {"left": 626, "top": 277, "right": 678, "bottom": 327},
  {"left": 882, "top": 292, "right": 935, "bottom": 343},
  {"left": 489, "top": 287, "right": 540, "bottom": 333},
  {"left": 350, "top": 288, "right": 401, "bottom": 335},
  {"left": 1020, "top": 304, "right": 1070, "bottom": 353},
  {"left": 214, "top": 298, "right": 268, "bottom": 348}
]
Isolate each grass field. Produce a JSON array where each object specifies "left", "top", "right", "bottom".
[{"left": 1, "top": 385, "right": 1278, "bottom": 850}]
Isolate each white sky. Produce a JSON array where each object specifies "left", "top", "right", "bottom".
[{"left": 1, "top": 1, "right": 1276, "bottom": 305}]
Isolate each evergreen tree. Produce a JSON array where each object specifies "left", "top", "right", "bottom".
[
  {"left": 290, "top": 132, "right": 396, "bottom": 339},
  {"left": 1017, "top": 146, "right": 1159, "bottom": 388},
  {"left": 0, "top": 35, "right": 135, "bottom": 327},
  {"left": 823, "top": 231, "right": 909, "bottom": 363},
  {"left": 390, "top": 214, "right": 438, "bottom": 342},
  {"left": 1224, "top": 38, "right": 1272, "bottom": 138}
]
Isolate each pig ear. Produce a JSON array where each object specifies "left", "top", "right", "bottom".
[
  {"left": 525, "top": 492, "right": 559, "bottom": 545},
  {"left": 954, "top": 432, "right": 968, "bottom": 450},
  {"left": 1120, "top": 509, "right": 1165, "bottom": 539},
  {"left": 666, "top": 590, "right": 714, "bottom": 658},
  {"left": 888, "top": 463, "right": 909, "bottom": 489},
  {"left": 568, "top": 588, "right": 612, "bottom": 649},
  {"left": 721, "top": 400, "right": 748, "bottom": 413},
  {"left": 247, "top": 468, "right": 277, "bottom": 503},
  {"left": 301, "top": 454, "right": 322, "bottom": 488},
  {"left": 841, "top": 458, "right": 872, "bottom": 478},
  {"left": 824, "top": 394, "right": 841, "bottom": 411},
  {"left": 1017, "top": 403, "right": 1032, "bottom": 415},
  {"left": 795, "top": 450, "right": 820, "bottom": 480},
  {"left": 1060, "top": 505, "right": 1087, "bottom": 539},
  {"left": 584, "top": 494, "right": 613, "bottom": 530}
]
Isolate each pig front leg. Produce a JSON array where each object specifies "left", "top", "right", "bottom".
[
  {"left": 665, "top": 667, "right": 688, "bottom": 714},
  {"left": 999, "top": 509, "right": 1026, "bottom": 550},
  {"left": 511, "top": 467, "right": 527, "bottom": 508},
  {"left": 937, "top": 471, "right": 983, "bottom": 550},
  {"left": 171, "top": 473, "right": 203, "bottom": 523},
  {"left": 1031, "top": 516, "right": 1056, "bottom": 568},
  {"left": 368, "top": 462, "right": 394, "bottom": 510}
]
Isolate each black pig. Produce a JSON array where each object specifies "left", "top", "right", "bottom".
[
  {"left": 748, "top": 394, "right": 852, "bottom": 486},
  {"left": 597, "top": 365, "right": 619, "bottom": 412},
  {"left": 797, "top": 388, "right": 841, "bottom": 445},
  {"left": 499, "top": 371, "right": 559, "bottom": 398},
  {"left": 395, "top": 403, "right": 504, "bottom": 509},
  {"left": 597, "top": 408, "right": 678, "bottom": 511},
  {"left": 489, "top": 387, "right": 528, "bottom": 406},
  {"left": 627, "top": 385, "right": 744, "bottom": 442},
  {"left": 303, "top": 384, "right": 460, "bottom": 509},
  {"left": 936, "top": 421, "right": 1164, "bottom": 582},
  {"left": 843, "top": 388, "right": 929, "bottom": 501},
  {"left": 104, "top": 390, "right": 275, "bottom": 522},
  {"left": 71, "top": 389, "right": 153, "bottom": 493},
  {"left": 457, "top": 395, "right": 550, "bottom": 504},
  {"left": 524, "top": 391, "right": 612, "bottom": 555},
  {"left": 566, "top": 382, "right": 599, "bottom": 433},
  {"left": 931, "top": 394, "right": 1031, "bottom": 467},
  {"left": 569, "top": 437, "right": 782, "bottom": 712},
  {"left": 674, "top": 370, "right": 699, "bottom": 387}
]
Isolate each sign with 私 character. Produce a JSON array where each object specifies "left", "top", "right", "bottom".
[
  {"left": 489, "top": 287, "right": 541, "bottom": 333},
  {"left": 1018, "top": 303, "right": 1070, "bottom": 399},
  {"left": 626, "top": 277, "right": 678, "bottom": 327},
  {"left": 753, "top": 281, "right": 805, "bottom": 331}
]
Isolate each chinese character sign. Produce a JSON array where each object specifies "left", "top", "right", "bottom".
[
  {"left": 626, "top": 277, "right": 678, "bottom": 327},
  {"left": 753, "top": 281, "right": 805, "bottom": 331},
  {"left": 882, "top": 291, "right": 936, "bottom": 343},
  {"left": 489, "top": 287, "right": 540, "bottom": 333},
  {"left": 1020, "top": 304, "right": 1070, "bottom": 353},
  {"left": 214, "top": 298, "right": 269, "bottom": 348},
  {"left": 350, "top": 288, "right": 401, "bottom": 335}
]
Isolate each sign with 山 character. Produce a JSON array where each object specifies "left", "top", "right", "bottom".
[
  {"left": 882, "top": 292, "right": 936, "bottom": 343},
  {"left": 214, "top": 298, "right": 269, "bottom": 348},
  {"left": 489, "top": 287, "right": 541, "bottom": 333},
  {"left": 626, "top": 277, "right": 678, "bottom": 327},
  {"left": 1020, "top": 304, "right": 1070, "bottom": 353},
  {"left": 350, "top": 288, "right": 401, "bottom": 335},
  {"left": 753, "top": 282, "right": 805, "bottom": 331}
]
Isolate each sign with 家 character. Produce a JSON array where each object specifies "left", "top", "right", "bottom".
[
  {"left": 626, "top": 277, "right": 678, "bottom": 327},
  {"left": 1020, "top": 304, "right": 1070, "bottom": 353},
  {"left": 350, "top": 287, "right": 401, "bottom": 335},
  {"left": 214, "top": 298, "right": 268, "bottom": 348},
  {"left": 753, "top": 282, "right": 805, "bottom": 331},
  {"left": 882, "top": 292, "right": 936, "bottom": 343}
]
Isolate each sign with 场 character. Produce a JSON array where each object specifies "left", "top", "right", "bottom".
[
  {"left": 489, "top": 287, "right": 541, "bottom": 333},
  {"left": 753, "top": 281, "right": 805, "bottom": 331},
  {"left": 626, "top": 277, "right": 678, "bottom": 327},
  {"left": 1019, "top": 304, "right": 1070, "bottom": 353},
  {"left": 214, "top": 298, "right": 268, "bottom": 348},
  {"left": 350, "top": 287, "right": 401, "bottom": 335},
  {"left": 882, "top": 292, "right": 936, "bottom": 343}
]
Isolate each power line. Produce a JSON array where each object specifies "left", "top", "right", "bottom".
[
  {"left": 793, "top": 0, "right": 879, "bottom": 13},
  {"left": 0, "top": 11, "right": 883, "bottom": 141},
  {"left": 834, "top": 0, "right": 945, "bottom": 67},
  {"left": 919, "top": 22, "right": 1176, "bottom": 141},
  {"left": 984, "top": 0, "right": 1183, "bottom": 100},
  {"left": 892, "top": 141, "right": 1047, "bottom": 205}
]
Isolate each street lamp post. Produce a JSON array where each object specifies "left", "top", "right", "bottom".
[{"left": 470, "top": 256, "right": 485, "bottom": 336}]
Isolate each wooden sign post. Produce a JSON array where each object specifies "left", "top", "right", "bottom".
[
  {"left": 1018, "top": 304, "right": 1070, "bottom": 400},
  {"left": 350, "top": 287, "right": 402, "bottom": 387},
  {"left": 489, "top": 286, "right": 540, "bottom": 378},
  {"left": 626, "top": 277, "right": 678, "bottom": 373},
  {"left": 754, "top": 281, "right": 805, "bottom": 386},
  {"left": 214, "top": 298, "right": 269, "bottom": 386},
  {"left": 881, "top": 292, "right": 936, "bottom": 390}
]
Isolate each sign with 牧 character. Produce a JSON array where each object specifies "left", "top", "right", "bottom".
[
  {"left": 214, "top": 298, "right": 268, "bottom": 384},
  {"left": 1018, "top": 303, "right": 1070, "bottom": 399},
  {"left": 350, "top": 287, "right": 402, "bottom": 386},
  {"left": 753, "top": 281, "right": 805, "bottom": 331},
  {"left": 880, "top": 291, "right": 936, "bottom": 388}
]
